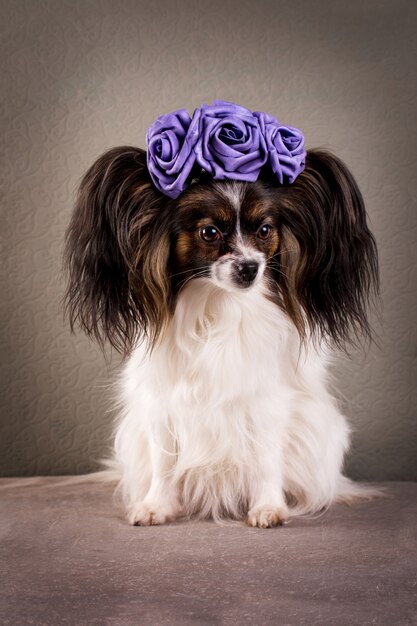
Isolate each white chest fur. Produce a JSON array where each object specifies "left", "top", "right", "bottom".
[{"left": 116, "top": 279, "right": 350, "bottom": 521}]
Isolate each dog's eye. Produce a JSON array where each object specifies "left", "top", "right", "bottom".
[
  {"left": 257, "top": 224, "right": 273, "bottom": 240},
  {"left": 199, "top": 225, "right": 222, "bottom": 243}
]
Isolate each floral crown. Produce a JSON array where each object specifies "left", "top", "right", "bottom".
[{"left": 146, "top": 100, "right": 306, "bottom": 199}]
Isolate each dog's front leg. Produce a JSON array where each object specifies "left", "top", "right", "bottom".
[
  {"left": 129, "top": 424, "right": 181, "bottom": 526},
  {"left": 246, "top": 433, "right": 289, "bottom": 529}
]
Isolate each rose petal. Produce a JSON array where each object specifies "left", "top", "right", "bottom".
[
  {"left": 196, "top": 103, "right": 267, "bottom": 180},
  {"left": 146, "top": 107, "right": 200, "bottom": 198}
]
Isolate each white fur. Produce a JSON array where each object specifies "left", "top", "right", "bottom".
[{"left": 113, "top": 276, "right": 357, "bottom": 527}]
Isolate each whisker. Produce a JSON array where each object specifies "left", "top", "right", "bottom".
[
  {"left": 268, "top": 269, "right": 286, "bottom": 279},
  {"left": 267, "top": 263, "right": 288, "bottom": 276},
  {"left": 171, "top": 265, "right": 211, "bottom": 279},
  {"left": 178, "top": 269, "right": 211, "bottom": 292},
  {"left": 272, "top": 247, "right": 297, "bottom": 258}
]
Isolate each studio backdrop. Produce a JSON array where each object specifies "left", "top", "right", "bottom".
[{"left": 1, "top": 0, "right": 416, "bottom": 479}]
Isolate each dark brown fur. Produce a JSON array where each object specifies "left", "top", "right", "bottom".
[
  {"left": 273, "top": 150, "right": 379, "bottom": 347},
  {"left": 64, "top": 147, "right": 172, "bottom": 354}
]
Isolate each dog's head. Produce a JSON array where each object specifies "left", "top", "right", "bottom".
[{"left": 64, "top": 146, "right": 378, "bottom": 355}]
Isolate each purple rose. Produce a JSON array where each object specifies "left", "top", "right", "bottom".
[
  {"left": 255, "top": 112, "right": 306, "bottom": 184},
  {"left": 146, "top": 108, "right": 200, "bottom": 199},
  {"left": 195, "top": 100, "right": 267, "bottom": 182}
]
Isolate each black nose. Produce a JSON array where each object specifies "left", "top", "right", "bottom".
[{"left": 237, "top": 261, "right": 259, "bottom": 283}]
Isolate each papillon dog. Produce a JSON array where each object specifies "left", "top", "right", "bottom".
[{"left": 64, "top": 104, "right": 378, "bottom": 528}]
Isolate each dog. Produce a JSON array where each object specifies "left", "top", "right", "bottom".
[{"left": 64, "top": 102, "right": 379, "bottom": 527}]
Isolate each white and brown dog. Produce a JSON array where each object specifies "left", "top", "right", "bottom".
[{"left": 65, "top": 133, "right": 379, "bottom": 528}]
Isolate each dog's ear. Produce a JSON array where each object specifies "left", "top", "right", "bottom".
[
  {"left": 275, "top": 148, "right": 379, "bottom": 347},
  {"left": 64, "top": 147, "right": 172, "bottom": 356}
]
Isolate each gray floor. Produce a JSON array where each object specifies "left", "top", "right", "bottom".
[{"left": 0, "top": 479, "right": 416, "bottom": 625}]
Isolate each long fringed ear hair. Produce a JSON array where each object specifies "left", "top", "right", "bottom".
[
  {"left": 273, "top": 148, "right": 379, "bottom": 347},
  {"left": 64, "top": 147, "right": 172, "bottom": 356}
]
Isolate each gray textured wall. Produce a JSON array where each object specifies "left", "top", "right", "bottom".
[{"left": 1, "top": 0, "right": 416, "bottom": 479}]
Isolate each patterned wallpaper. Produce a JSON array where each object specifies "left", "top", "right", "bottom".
[{"left": 1, "top": 0, "right": 416, "bottom": 479}]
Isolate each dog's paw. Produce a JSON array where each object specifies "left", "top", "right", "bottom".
[
  {"left": 128, "top": 500, "right": 180, "bottom": 526},
  {"left": 246, "top": 504, "right": 289, "bottom": 529}
]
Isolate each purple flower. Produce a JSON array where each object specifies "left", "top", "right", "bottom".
[
  {"left": 146, "top": 108, "right": 200, "bottom": 199},
  {"left": 255, "top": 112, "right": 306, "bottom": 184},
  {"left": 195, "top": 100, "right": 268, "bottom": 182},
  {"left": 145, "top": 102, "right": 307, "bottom": 197}
]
